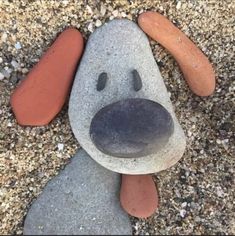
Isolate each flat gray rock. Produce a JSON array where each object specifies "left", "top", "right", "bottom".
[
  {"left": 24, "top": 149, "right": 132, "bottom": 235},
  {"left": 69, "top": 19, "right": 186, "bottom": 174}
]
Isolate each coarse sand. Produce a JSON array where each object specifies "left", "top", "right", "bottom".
[{"left": 0, "top": 0, "right": 234, "bottom": 234}]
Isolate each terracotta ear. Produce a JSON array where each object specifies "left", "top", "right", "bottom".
[
  {"left": 10, "top": 28, "right": 84, "bottom": 126},
  {"left": 138, "top": 11, "right": 215, "bottom": 97}
]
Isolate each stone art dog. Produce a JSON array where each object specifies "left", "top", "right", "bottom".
[{"left": 11, "top": 12, "right": 215, "bottom": 235}]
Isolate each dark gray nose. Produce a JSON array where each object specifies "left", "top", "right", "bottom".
[{"left": 90, "top": 98, "right": 174, "bottom": 158}]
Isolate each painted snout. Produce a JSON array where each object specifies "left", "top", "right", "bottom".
[{"left": 90, "top": 98, "right": 174, "bottom": 158}]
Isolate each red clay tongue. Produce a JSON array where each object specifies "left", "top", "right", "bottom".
[{"left": 120, "top": 174, "right": 158, "bottom": 218}]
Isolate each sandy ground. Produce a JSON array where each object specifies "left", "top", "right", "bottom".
[{"left": 0, "top": 0, "right": 234, "bottom": 235}]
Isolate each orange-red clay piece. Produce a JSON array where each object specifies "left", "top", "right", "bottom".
[
  {"left": 11, "top": 28, "right": 84, "bottom": 126},
  {"left": 120, "top": 174, "right": 158, "bottom": 218},
  {"left": 138, "top": 11, "right": 215, "bottom": 96}
]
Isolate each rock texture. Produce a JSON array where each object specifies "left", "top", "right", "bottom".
[
  {"left": 69, "top": 19, "right": 186, "bottom": 174},
  {"left": 120, "top": 174, "right": 158, "bottom": 218},
  {"left": 90, "top": 98, "right": 174, "bottom": 158},
  {"left": 23, "top": 149, "right": 132, "bottom": 235},
  {"left": 1, "top": 1, "right": 234, "bottom": 235},
  {"left": 138, "top": 11, "right": 215, "bottom": 97},
  {"left": 11, "top": 28, "right": 84, "bottom": 126}
]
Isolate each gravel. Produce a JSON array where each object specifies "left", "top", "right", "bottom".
[{"left": 0, "top": 0, "right": 234, "bottom": 235}]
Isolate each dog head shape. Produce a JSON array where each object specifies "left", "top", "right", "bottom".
[{"left": 69, "top": 19, "right": 186, "bottom": 174}]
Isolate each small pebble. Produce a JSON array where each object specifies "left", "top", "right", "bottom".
[
  {"left": 5, "top": 67, "right": 13, "bottom": 75},
  {"left": 22, "top": 68, "right": 28, "bottom": 74},
  {"left": 1, "top": 32, "right": 7, "bottom": 42},
  {"left": 15, "top": 42, "right": 22, "bottom": 49},
  {"left": 0, "top": 72, "right": 4, "bottom": 80},
  {"left": 180, "top": 209, "right": 187, "bottom": 218},
  {"left": 10, "top": 75, "right": 19, "bottom": 84},
  {"left": 188, "top": 131, "right": 192, "bottom": 137},
  {"left": 112, "top": 10, "right": 119, "bottom": 17},
  {"left": 86, "top": 5, "right": 93, "bottom": 14},
  {"left": 58, "top": 143, "right": 64, "bottom": 151},
  {"left": 11, "top": 60, "right": 20, "bottom": 69},
  {"left": 216, "top": 139, "right": 221, "bottom": 144},
  {"left": 176, "top": 1, "right": 182, "bottom": 9},
  {"left": 216, "top": 187, "right": 224, "bottom": 197},
  {"left": 100, "top": 5, "right": 106, "bottom": 16},
  {"left": 121, "top": 12, "right": 127, "bottom": 17},
  {"left": 1, "top": 69, "right": 11, "bottom": 78},
  {"left": 95, "top": 20, "right": 102, "bottom": 27},
  {"left": 0, "top": 57, "right": 3, "bottom": 64},
  {"left": 62, "top": 0, "right": 68, "bottom": 5},
  {"left": 88, "top": 22, "right": 94, "bottom": 32}
]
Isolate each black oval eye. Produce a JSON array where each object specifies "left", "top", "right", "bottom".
[
  {"left": 97, "top": 72, "right": 108, "bottom": 91},
  {"left": 132, "top": 69, "right": 142, "bottom": 91}
]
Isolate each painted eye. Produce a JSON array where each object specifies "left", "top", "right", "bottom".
[
  {"left": 97, "top": 72, "right": 108, "bottom": 91},
  {"left": 132, "top": 69, "right": 142, "bottom": 91}
]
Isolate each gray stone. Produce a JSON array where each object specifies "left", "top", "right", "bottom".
[
  {"left": 24, "top": 149, "right": 132, "bottom": 235},
  {"left": 90, "top": 98, "right": 174, "bottom": 158},
  {"left": 69, "top": 19, "right": 186, "bottom": 174},
  {"left": 132, "top": 69, "right": 142, "bottom": 91},
  {"left": 97, "top": 72, "right": 108, "bottom": 91}
]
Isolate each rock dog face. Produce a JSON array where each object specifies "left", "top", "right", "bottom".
[{"left": 69, "top": 19, "right": 186, "bottom": 174}]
